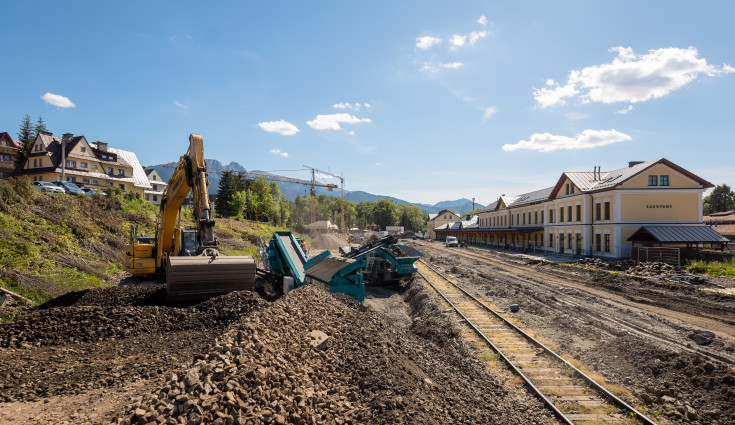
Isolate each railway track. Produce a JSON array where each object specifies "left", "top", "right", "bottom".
[
  {"left": 438, "top": 246, "right": 735, "bottom": 366},
  {"left": 416, "top": 259, "right": 657, "bottom": 425}
]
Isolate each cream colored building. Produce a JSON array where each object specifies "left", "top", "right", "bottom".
[
  {"left": 16, "top": 132, "right": 151, "bottom": 196},
  {"left": 441, "top": 159, "right": 723, "bottom": 258},
  {"left": 426, "top": 209, "right": 461, "bottom": 239},
  {"left": 144, "top": 168, "right": 168, "bottom": 204}
]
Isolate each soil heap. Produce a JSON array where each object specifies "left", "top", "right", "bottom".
[
  {"left": 114, "top": 285, "right": 553, "bottom": 425},
  {"left": 309, "top": 234, "right": 348, "bottom": 251}
]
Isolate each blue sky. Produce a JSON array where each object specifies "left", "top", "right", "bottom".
[{"left": 2, "top": 1, "right": 734, "bottom": 205}]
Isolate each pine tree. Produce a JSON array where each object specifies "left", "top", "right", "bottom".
[
  {"left": 215, "top": 169, "right": 237, "bottom": 217},
  {"left": 15, "top": 114, "right": 35, "bottom": 167},
  {"left": 34, "top": 116, "right": 48, "bottom": 138}
]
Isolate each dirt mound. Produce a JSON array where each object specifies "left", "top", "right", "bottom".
[
  {"left": 114, "top": 285, "right": 552, "bottom": 425},
  {"left": 577, "top": 258, "right": 681, "bottom": 276},
  {"left": 310, "top": 233, "right": 348, "bottom": 250},
  {"left": 0, "top": 288, "right": 266, "bottom": 402}
]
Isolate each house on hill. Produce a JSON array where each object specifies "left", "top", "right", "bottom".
[
  {"left": 0, "top": 132, "right": 22, "bottom": 179},
  {"left": 15, "top": 132, "right": 151, "bottom": 196},
  {"left": 144, "top": 168, "right": 168, "bottom": 204}
]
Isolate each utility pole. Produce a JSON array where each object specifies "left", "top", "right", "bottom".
[{"left": 61, "top": 137, "right": 66, "bottom": 181}]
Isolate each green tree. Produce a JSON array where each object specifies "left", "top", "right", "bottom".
[
  {"left": 15, "top": 114, "right": 35, "bottom": 167},
  {"left": 34, "top": 116, "right": 47, "bottom": 139},
  {"left": 703, "top": 184, "right": 735, "bottom": 215},
  {"left": 215, "top": 170, "right": 239, "bottom": 217},
  {"left": 372, "top": 199, "right": 399, "bottom": 228}
]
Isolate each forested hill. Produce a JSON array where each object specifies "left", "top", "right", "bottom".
[{"left": 144, "top": 160, "right": 483, "bottom": 214}]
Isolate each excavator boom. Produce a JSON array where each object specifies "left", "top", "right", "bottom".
[{"left": 124, "top": 134, "right": 255, "bottom": 302}]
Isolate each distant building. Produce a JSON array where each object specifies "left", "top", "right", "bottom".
[
  {"left": 385, "top": 226, "right": 404, "bottom": 235},
  {"left": 305, "top": 220, "right": 338, "bottom": 233},
  {"left": 705, "top": 210, "right": 735, "bottom": 249},
  {"left": 0, "top": 132, "right": 22, "bottom": 179},
  {"left": 15, "top": 132, "right": 151, "bottom": 196},
  {"left": 144, "top": 168, "right": 168, "bottom": 204},
  {"left": 426, "top": 210, "right": 460, "bottom": 239}
]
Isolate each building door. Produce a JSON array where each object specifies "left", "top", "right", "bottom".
[
  {"left": 559, "top": 234, "right": 565, "bottom": 253},
  {"left": 576, "top": 234, "right": 582, "bottom": 255}
]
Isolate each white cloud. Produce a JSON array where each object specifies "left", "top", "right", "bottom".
[
  {"left": 174, "top": 101, "right": 189, "bottom": 110},
  {"left": 482, "top": 106, "right": 498, "bottom": 121},
  {"left": 450, "top": 34, "right": 466, "bottom": 49},
  {"left": 41, "top": 93, "right": 75, "bottom": 108},
  {"left": 534, "top": 46, "right": 735, "bottom": 108},
  {"left": 333, "top": 102, "right": 370, "bottom": 111},
  {"left": 269, "top": 148, "right": 289, "bottom": 157},
  {"left": 422, "top": 62, "right": 463, "bottom": 73},
  {"left": 306, "top": 113, "right": 372, "bottom": 131},
  {"left": 502, "top": 129, "right": 632, "bottom": 152},
  {"left": 468, "top": 31, "right": 487, "bottom": 45},
  {"left": 348, "top": 131, "right": 355, "bottom": 135},
  {"left": 258, "top": 119, "right": 300, "bottom": 136},
  {"left": 416, "top": 36, "right": 441, "bottom": 50},
  {"left": 477, "top": 15, "right": 487, "bottom": 25},
  {"left": 616, "top": 105, "right": 634, "bottom": 114}
]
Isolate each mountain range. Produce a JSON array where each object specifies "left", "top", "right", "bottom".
[{"left": 145, "top": 159, "right": 483, "bottom": 215}]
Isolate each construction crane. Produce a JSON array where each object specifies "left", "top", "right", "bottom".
[{"left": 303, "top": 165, "right": 345, "bottom": 232}]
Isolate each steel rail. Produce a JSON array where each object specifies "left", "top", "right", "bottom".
[{"left": 418, "top": 258, "right": 658, "bottom": 425}]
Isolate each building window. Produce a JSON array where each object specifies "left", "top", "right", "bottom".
[
  {"left": 92, "top": 164, "right": 98, "bottom": 169},
  {"left": 567, "top": 235, "right": 572, "bottom": 250},
  {"left": 108, "top": 182, "right": 113, "bottom": 186},
  {"left": 567, "top": 205, "right": 572, "bottom": 222},
  {"left": 119, "top": 184, "right": 125, "bottom": 190},
  {"left": 108, "top": 167, "right": 113, "bottom": 174},
  {"left": 565, "top": 183, "right": 569, "bottom": 194},
  {"left": 559, "top": 207, "right": 564, "bottom": 222},
  {"left": 81, "top": 147, "right": 86, "bottom": 153},
  {"left": 595, "top": 234, "right": 601, "bottom": 252},
  {"left": 0, "top": 141, "right": 6, "bottom": 147},
  {"left": 67, "top": 176, "right": 75, "bottom": 182},
  {"left": 576, "top": 205, "right": 581, "bottom": 222},
  {"left": 595, "top": 203, "right": 601, "bottom": 221},
  {"left": 660, "top": 175, "right": 669, "bottom": 186},
  {"left": 549, "top": 209, "right": 553, "bottom": 223},
  {"left": 66, "top": 160, "right": 76, "bottom": 168},
  {"left": 535, "top": 211, "right": 538, "bottom": 224},
  {"left": 604, "top": 202, "right": 610, "bottom": 220},
  {"left": 648, "top": 175, "right": 658, "bottom": 186},
  {"left": 153, "top": 184, "right": 158, "bottom": 190},
  {"left": 523, "top": 213, "right": 526, "bottom": 225},
  {"left": 604, "top": 234, "right": 611, "bottom": 252},
  {"left": 540, "top": 211, "right": 544, "bottom": 224},
  {"left": 82, "top": 178, "right": 90, "bottom": 184},
  {"left": 559, "top": 234, "right": 565, "bottom": 251},
  {"left": 118, "top": 169, "right": 125, "bottom": 176},
  {"left": 92, "top": 179, "right": 99, "bottom": 185},
  {"left": 153, "top": 195, "right": 158, "bottom": 202},
  {"left": 81, "top": 162, "right": 88, "bottom": 168}
]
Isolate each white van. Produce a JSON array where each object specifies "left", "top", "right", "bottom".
[{"left": 445, "top": 236, "right": 458, "bottom": 247}]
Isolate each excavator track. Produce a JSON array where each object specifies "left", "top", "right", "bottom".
[{"left": 166, "top": 255, "right": 257, "bottom": 303}]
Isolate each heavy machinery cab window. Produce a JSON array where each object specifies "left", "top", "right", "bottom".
[{"left": 182, "top": 231, "right": 199, "bottom": 256}]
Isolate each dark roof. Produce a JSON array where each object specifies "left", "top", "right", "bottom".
[{"left": 627, "top": 226, "right": 729, "bottom": 243}]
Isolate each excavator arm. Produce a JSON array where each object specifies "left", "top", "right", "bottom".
[{"left": 125, "top": 134, "right": 256, "bottom": 303}]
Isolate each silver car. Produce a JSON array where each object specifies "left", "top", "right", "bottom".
[{"left": 32, "top": 181, "right": 64, "bottom": 193}]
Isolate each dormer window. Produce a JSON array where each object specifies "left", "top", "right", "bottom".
[{"left": 81, "top": 147, "right": 86, "bottom": 153}]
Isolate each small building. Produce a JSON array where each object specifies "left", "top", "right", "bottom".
[
  {"left": 144, "top": 168, "right": 168, "bottom": 204},
  {"left": 305, "top": 220, "right": 338, "bottom": 233},
  {"left": 705, "top": 210, "right": 735, "bottom": 250},
  {"left": 0, "top": 132, "right": 22, "bottom": 179},
  {"left": 385, "top": 226, "right": 404, "bottom": 235},
  {"left": 426, "top": 209, "right": 460, "bottom": 239}
]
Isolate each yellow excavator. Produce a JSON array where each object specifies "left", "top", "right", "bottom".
[{"left": 124, "top": 134, "right": 256, "bottom": 302}]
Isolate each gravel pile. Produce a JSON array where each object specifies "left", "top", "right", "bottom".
[
  {"left": 310, "top": 234, "right": 348, "bottom": 251},
  {"left": 577, "top": 258, "right": 680, "bottom": 276},
  {"left": 114, "top": 285, "right": 552, "bottom": 425}
]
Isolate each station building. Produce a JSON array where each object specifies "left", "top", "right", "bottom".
[{"left": 435, "top": 159, "right": 728, "bottom": 259}]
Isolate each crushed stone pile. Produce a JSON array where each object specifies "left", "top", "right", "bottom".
[
  {"left": 114, "top": 285, "right": 552, "bottom": 425},
  {"left": 577, "top": 258, "right": 680, "bottom": 276},
  {"left": 0, "top": 287, "right": 266, "bottom": 402},
  {"left": 309, "top": 233, "right": 348, "bottom": 251}
]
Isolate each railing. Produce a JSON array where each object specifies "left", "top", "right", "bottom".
[{"left": 633, "top": 247, "right": 680, "bottom": 266}]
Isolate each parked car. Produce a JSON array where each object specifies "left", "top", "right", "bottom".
[
  {"left": 51, "top": 181, "right": 85, "bottom": 195},
  {"left": 81, "top": 187, "right": 100, "bottom": 197},
  {"left": 32, "top": 181, "right": 64, "bottom": 193},
  {"left": 445, "top": 236, "right": 459, "bottom": 247}
]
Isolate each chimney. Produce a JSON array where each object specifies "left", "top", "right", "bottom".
[
  {"left": 628, "top": 161, "right": 644, "bottom": 168},
  {"left": 592, "top": 166, "right": 597, "bottom": 181},
  {"left": 62, "top": 133, "right": 73, "bottom": 142},
  {"left": 96, "top": 141, "right": 108, "bottom": 152}
]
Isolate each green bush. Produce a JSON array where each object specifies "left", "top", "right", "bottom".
[{"left": 686, "top": 258, "right": 735, "bottom": 278}]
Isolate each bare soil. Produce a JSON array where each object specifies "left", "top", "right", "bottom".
[
  {"left": 0, "top": 279, "right": 553, "bottom": 424},
  {"left": 408, "top": 239, "right": 735, "bottom": 424}
]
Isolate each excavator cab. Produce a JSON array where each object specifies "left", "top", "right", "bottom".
[{"left": 180, "top": 227, "right": 199, "bottom": 256}]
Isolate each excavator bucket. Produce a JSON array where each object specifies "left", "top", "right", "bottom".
[{"left": 165, "top": 255, "right": 257, "bottom": 303}]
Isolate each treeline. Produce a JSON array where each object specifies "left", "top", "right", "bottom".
[{"left": 214, "top": 170, "right": 426, "bottom": 231}]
